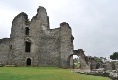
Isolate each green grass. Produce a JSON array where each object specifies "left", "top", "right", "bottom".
[
  {"left": 74, "top": 62, "right": 80, "bottom": 68},
  {"left": 0, "top": 67, "right": 110, "bottom": 80}
]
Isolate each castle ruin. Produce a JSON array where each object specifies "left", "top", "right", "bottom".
[{"left": 0, "top": 6, "right": 90, "bottom": 69}]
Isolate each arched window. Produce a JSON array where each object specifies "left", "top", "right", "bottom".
[
  {"left": 25, "top": 27, "right": 29, "bottom": 35},
  {"left": 25, "top": 42, "right": 31, "bottom": 52}
]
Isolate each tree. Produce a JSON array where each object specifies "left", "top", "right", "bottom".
[
  {"left": 110, "top": 52, "right": 118, "bottom": 60},
  {"left": 73, "top": 58, "right": 79, "bottom": 63}
]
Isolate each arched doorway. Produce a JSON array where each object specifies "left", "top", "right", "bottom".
[
  {"left": 26, "top": 58, "right": 31, "bottom": 66},
  {"left": 68, "top": 49, "right": 90, "bottom": 69},
  {"left": 67, "top": 54, "right": 80, "bottom": 69}
]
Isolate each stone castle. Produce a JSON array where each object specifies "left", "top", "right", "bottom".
[{"left": 0, "top": 6, "right": 75, "bottom": 68}]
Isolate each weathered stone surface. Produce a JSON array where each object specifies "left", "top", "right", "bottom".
[
  {"left": 0, "top": 6, "right": 74, "bottom": 68},
  {"left": 0, "top": 38, "right": 10, "bottom": 65},
  {"left": 68, "top": 49, "right": 90, "bottom": 69}
]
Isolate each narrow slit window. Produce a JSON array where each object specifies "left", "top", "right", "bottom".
[
  {"left": 25, "top": 42, "right": 31, "bottom": 52},
  {"left": 25, "top": 27, "right": 29, "bottom": 35}
]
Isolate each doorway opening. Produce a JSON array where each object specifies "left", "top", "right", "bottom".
[
  {"left": 73, "top": 55, "right": 80, "bottom": 69},
  {"left": 26, "top": 58, "right": 31, "bottom": 66},
  {"left": 68, "top": 55, "right": 80, "bottom": 69}
]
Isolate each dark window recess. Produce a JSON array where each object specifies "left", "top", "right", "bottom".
[
  {"left": 25, "top": 42, "right": 31, "bottom": 52},
  {"left": 25, "top": 27, "right": 29, "bottom": 35},
  {"left": 26, "top": 58, "right": 31, "bottom": 66}
]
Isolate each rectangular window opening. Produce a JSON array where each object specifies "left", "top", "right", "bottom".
[{"left": 25, "top": 42, "right": 31, "bottom": 52}]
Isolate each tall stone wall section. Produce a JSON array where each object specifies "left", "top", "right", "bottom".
[
  {"left": 28, "top": 6, "right": 50, "bottom": 66},
  {"left": 10, "top": 12, "right": 29, "bottom": 66},
  {"left": 38, "top": 28, "right": 60, "bottom": 67},
  {"left": 0, "top": 38, "right": 10, "bottom": 65},
  {"left": 60, "top": 23, "right": 73, "bottom": 68}
]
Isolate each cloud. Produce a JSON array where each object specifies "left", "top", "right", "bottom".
[{"left": 0, "top": 0, "right": 118, "bottom": 58}]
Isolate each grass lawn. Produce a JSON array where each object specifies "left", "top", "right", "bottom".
[
  {"left": 0, "top": 67, "right": 110, "bottom": 80},
  {"left": 74, "top": 62, "right": 80, "bottom": 68}
]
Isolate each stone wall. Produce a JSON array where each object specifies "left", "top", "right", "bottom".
[
  {"left": 38, "top": 28, "right": 61, "bottom": 67},
  {"left": 0, "top": 38, "right": 10, "bottom": 65},
  {"left": 60, "top": 22, "right": 73, "bottom": 68},
  {"left": 87, "top": 56, "right": 103, "bottom": 70},
  {"left": 71, "top": 49, "right": 90, "bottom": 69},
  {"left": 114, "top": 62, "right": 118, "bottom": 70},
  {"left": 103, "top": 61, "right": 118, "bottom": 70},
  {"left": 0, "top": 6, "right": 74, "bottom": 68}
]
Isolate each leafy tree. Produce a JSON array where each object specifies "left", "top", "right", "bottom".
[
  {"left": 73, "top": 58, "right": 79, "bottom": 63},
  {"left": 110, "top": 52, "right": 118, "bottom": 60}
]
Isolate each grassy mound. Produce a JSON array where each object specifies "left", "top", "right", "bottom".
[{"left": 0, "top": 67, "right": 110, "bottom": 80}]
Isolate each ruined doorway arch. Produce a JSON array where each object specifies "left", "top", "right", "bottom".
[
  {"left": 68, "top": 49, "right": 90, "bottom": 69},
  {"left": 67, "top": 54, "right": 80, "bottom": 69},
  {"left": 26, "top": 58, "right": 31, "bottom": 66}
]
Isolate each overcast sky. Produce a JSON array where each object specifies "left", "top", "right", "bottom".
[{"left": 0, "top": 0, "right": 118, "bottom": 58}]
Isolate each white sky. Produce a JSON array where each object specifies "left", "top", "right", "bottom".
[{"left": 0, "top": 0, "right": 118, "bottom": 58}]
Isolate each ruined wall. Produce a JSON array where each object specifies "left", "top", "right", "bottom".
[
  {"left": 10, "top": 6, "right": 50, "bottom": 66},
  {"left": 104, "top": 62, "right": 113, "bottom": 70},
  {"left": 0, "top": 38, "right": 10, "bottom": 65},
  {"left": 87, "top": 56, "right": 103, "bottom": 70},
  {"left": 78, "top": 49, "right": 90, "bottom": 69},
  {"left": 38, "top": 28, "right": 61, "bottom": 67},
  {"left": 9, "top": 7, "right": 73, "bottom": 68},
  {"left": 90, "top": 58, "right": 98, "bottom": 69},
  {"left": 10, "top": 12, "right": 30, "bottom": 66},
  {"left": 72, "top": 49, "right": 90, "bottom": 69},
  {"left": 27, "top": 6, "right": 50, "bottom": 66},
  {"left": 103, "top": 61, "right": 118, "bottom": 70},
  {"left": 114, "top": 62, "right": 118, "bottom": 70},
  {"left": 0, "top": 6, "right": 74, "bottom": 68},
  {"left": 60, "top": 22, "right": 73, "bottom": 68}
]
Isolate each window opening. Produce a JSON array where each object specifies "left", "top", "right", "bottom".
[
  {"left": 25, "top": 27, "right": 29, "bottom": 35},
  {"left": 25, "top": 42, "right": 31, "bottom": 52}
]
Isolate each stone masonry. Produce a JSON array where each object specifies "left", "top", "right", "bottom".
[{"left": 0, "top": 6, "right": 74, "bottom": 68}]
